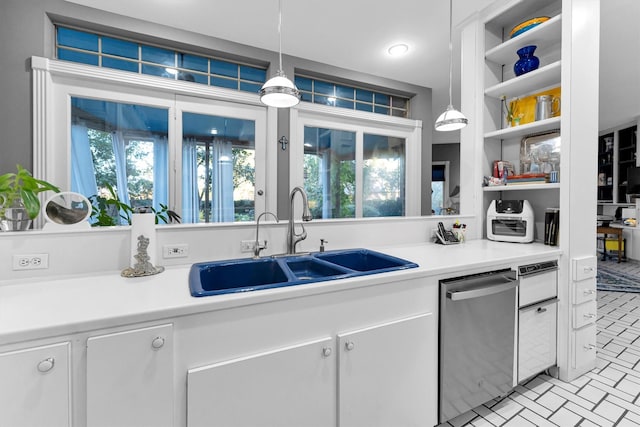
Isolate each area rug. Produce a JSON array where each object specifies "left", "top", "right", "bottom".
[{"left": 597, "top": 259, "right": 640, "bottom": 292}]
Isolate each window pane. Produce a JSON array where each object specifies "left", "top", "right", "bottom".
[
  {"left": 315, "top": 80, "right": 334, "bottom": 96},
  {"left": 178, "top": 72, "right": 207, "bottom": 84},
  {"left": 295, "top": 76, "right": 313, "bottom": 92},
  {"left": 355, "top": 102, "right": 373, "bottom": 113},
  {"left": 212, "top": 76, "right": 238, "bottom": 89},
  {"left": 103, "top": 57, "right": 138, "bottom": 72},
  {"left": 336, "top": 85, "right": 354, "bottom": 99},
  {"left": 335, "top": 99, "right": 354, "bottom": 109},
  {"left": 141, "top": 45, "right": 175, "bottom": 66},
  {"left": 102, "top": 37, "right": 138, "bottom": 59},
  {"left": 181, "top": 112, "right": 256, "bottom": 223},
  {"left": 70, "top": 97, "right": 169, "bottom": 225},
  {"left": 356, "top": 89, "right": 373, "bottom": 103},
  {"left": 239, "top": 81, "right": 262, "bottom": 93},
  {"left": 240, "top": 65, "right": 266, "bottom": 83},
  {"left": 431, "top": 181, "right": 444, "bottom": 215},
  {"left": 303, "top": 127, "right": 356, "bottom": 219},
  {"left": 363, "top": 134, "right": 405, "bottom": 217},
  {"left": 211, "top": 59, "right": 238, "bottom": 78},
  {"left": 57, "top": 28, "right": 98, "bottom": 52},
  {"left": 375, "top": 93, "right": 390, "bottom": 106},
  {"left": 179, "top": 53, "right": 208, "bottom": 72},
  {"left": 58, "top": 48, "right": 99, "bottom": 66},
  {"left": 142, "top": 64, "right": 174, "bottom": 79}
]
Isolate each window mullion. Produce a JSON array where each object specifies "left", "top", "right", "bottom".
[{"left": 355, "top": 131, "right": 364, "bottom": 218}]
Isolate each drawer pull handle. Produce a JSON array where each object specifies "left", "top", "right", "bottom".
[
  {"left": 583, "top": 289, "right": 596, "bottom": 295},
  {"left": 584, "top": 344, "right": 596, "bottom": 351},
  {"left": 537, "top": 307, "right": 547, "bottom": 314},
  {"left": 322, "top": 347, "right": 332, "bottom": 358},
  {"left": 151, "top": 337, "right": 165, "bottom": 349},
  {"left": 345, "top": 341, "right": 355, "bottom": 351},
  {"left": 583, "top": 313, "right": 596, "bottom": 319},
  {"left": 37, "top": 358, "right": 55, "bottom": 373}
]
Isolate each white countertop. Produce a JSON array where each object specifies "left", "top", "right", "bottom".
[{"left": 0, "top": 240, "right": 561, "bottom": 345}]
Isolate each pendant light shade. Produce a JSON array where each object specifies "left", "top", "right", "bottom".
[
  {"left": 259, "top": 0, "right": 300, "bottom": 108},
  {"left": 435, "top": 0, "right": 468, "bottom": 131}
]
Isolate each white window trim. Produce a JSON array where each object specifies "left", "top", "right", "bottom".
[
  {"left": 31, "top": 56, "right": 277, "bottom": 225},
  {"left": 290, "top": 102, "right": 423, "bottom": 217}
]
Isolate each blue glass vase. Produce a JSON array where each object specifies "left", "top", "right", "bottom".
[{"left": 514, "top": 45, "right": 540, "bottom": 76}]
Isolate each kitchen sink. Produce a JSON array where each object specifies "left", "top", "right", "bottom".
[
  {"left": 189, "top": 249, "right": 418, "bottom": 297},
  {"left": 314, "top": 249, "right": 418, "bottom": 272}
]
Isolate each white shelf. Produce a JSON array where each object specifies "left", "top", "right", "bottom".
[
  {"left": 483, "top": 183, "right": 560, "bottom": 192},
  {"left": 484, "top": 117, "right": 561, "bottom": 140},
  {"left": 485, "top": 15, "right": 562, "bottom": 66},
  {"left": 485, "top": 61, "right": 561, "bottom": 99}
]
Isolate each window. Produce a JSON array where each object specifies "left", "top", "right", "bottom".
[
  {"left": 293, "top": 109, "right": 421, "bottom": 218},
  {"left": 294, "top": 75, "right": 409, "bottom": 117},
  {"left": 181, "top": 112, "right": 257, "bottom": 223},
  {"left": 56, "top": 26, "right": 267, "bottom": 93},
  {"left": 70, "top": 97, "right": 169, "bottom": 223}
]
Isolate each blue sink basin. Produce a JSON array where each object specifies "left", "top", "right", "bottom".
[
  {"left": 314, "top": 249, "right": 418, "bottom": 272},
  {"left": 285, "top": 257, "right": 350, "bottom": 281},
  {"left": 189, "top": 249, "right": 418, "bottom": 297},
  {"left": 190, "top": 258, "right": 292, "bottom": 296}
]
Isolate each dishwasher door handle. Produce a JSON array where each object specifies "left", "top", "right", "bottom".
[{"left": 447, "top": 280, "right": 517, "bottom": 301}]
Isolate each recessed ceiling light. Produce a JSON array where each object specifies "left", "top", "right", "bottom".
[{"left": 388, "top": 44, "right": 409, "bottom": 57}]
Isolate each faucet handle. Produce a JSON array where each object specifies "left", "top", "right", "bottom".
[{"left": 253, "top": 240, "right": 268, "bottom": 258}]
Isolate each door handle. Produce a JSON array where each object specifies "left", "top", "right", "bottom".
[{"left": 447, "top": 280, "right": 516, "bottom": 301}]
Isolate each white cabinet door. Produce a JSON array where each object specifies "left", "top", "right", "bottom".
[
  {"left": 337, "top": 313, "right": 435, "bottom": 427},
  {"left": 187, "top": 336, "right": 335, "bottom": 427},
  {"left": 87, "top": 324, "right": 173, "bottom": 427},
  {"left": 518, "top": 300, "right": 557, "bottom": 383},
  {"left": 0, "top": 342, "right": 71, "bottom": 427}
]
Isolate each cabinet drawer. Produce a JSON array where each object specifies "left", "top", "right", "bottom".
[
  {"left": 574, "top": 278, "right": 596, "bottom": 305},
  {"left": 573, "top": 323, "right": 597, "bottom": 370},
  {"left": 574, "top": 300, "right": 598, "bottom": 329},
  {"left": 519, "top": 270, "right": 557, "bottom": 307},
  {"left": 518, "top": 299, "right": 557, "bottom": 383}
]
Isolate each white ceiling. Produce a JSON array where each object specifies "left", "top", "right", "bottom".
[{"left": 66, "top": 0, "right": 639, "bottom": 133}]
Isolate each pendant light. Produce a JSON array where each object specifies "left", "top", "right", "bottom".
[
  {"left": 259, "top": 0, "right": 300, "bottom": 108},
  {"left": 435, "top": 0, "right": 468, "bottom": 131}
]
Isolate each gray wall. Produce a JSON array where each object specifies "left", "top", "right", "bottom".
[{"left": 0, "top": 0, "right": 433, "bottom": 214}]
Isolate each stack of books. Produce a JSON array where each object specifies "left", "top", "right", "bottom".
[
  {"left": 544, "top": 208, "right": 560, "bottom": 246},
  {"left": 506, "top": 173, "right": 547, "bottom": 185}
]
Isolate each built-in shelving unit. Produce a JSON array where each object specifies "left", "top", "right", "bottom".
[
  {"left": 484, "top": 116, "right": 560, "bottom": 141},
  {"left": 483, "top": 183, "right": 560, "bottom": 192},
  {"left": 484, "top": 61, "right": 561, "bottom": 99}
]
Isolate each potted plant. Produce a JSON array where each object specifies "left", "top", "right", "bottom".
[{"left": 0, "top": 165, "right": 60, "bottom": 231}]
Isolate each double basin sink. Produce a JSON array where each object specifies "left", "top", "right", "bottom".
[{"left": 189, "top": 248, "right": 418, "bottom": 297}]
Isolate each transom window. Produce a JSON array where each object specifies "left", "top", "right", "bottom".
[
  {"left": 56, "top": 26, "right": 267, "bottom": 93},
  {"left": 294, "top": 75, "right": 409, "bottom": 117}
]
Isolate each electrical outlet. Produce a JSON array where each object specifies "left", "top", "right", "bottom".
[
  {"left": 13, "top": 254, "right": 49, "bottom": 270},
  {"left": 163, "top": 244, "right": 189, "bottom": 258},
  {"left": 241, "top": 240, "right": 264, "bottom": 253}
]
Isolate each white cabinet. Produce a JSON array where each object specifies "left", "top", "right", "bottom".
[
  {"left": 187, "top": 337, "right": 335, "bottom": 427},
  {"left": 186, "top": 313, "right": 436, "bottom": 427},
  {"left": 86, "top": 323, "right": 174, "bottom": 427},
  {"left": 0, "top": 342, "right": 71, "bottom": 427},
  {"left": 337, "top": 313, "right": 435, "bottom": 427},
  {"left": 518, "top": 299, "right": 557, "bottom": 383}
]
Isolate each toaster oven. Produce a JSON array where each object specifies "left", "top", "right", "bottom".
[{"left": 487, "top": 200, "right": 534, "bottom": 243}]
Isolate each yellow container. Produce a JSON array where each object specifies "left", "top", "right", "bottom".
[
  {"left": 509, "top": 87, "right": 561, "bottom": 126},
  {"left": 604, "top": 238, "right": 624, "bottom": 251}
]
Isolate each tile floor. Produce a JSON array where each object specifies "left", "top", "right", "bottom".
[{"left": 438, "top": 290, "right": 640, "bottom": 427}]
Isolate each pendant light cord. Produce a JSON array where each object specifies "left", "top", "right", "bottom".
[
  {"left": 447, "top": 0, "right": 453, "bottom": 106},
  {"left": 278, "top": 0, "right": 283, "bottom": 73}
]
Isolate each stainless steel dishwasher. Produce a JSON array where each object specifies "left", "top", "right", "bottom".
[{"left": 439, "top": 269, "right": 518, "bottom": 424}]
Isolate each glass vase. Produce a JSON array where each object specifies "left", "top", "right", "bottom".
[
  {"left": 0, "top": 198, "right": 32, "bottom": 231},
  {"left": 514, "top": 45, "right": 540, "bottom": 76}
]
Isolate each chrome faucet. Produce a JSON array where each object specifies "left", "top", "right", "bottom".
[
  {"left": 254, "top": 211, "right": 279, "bottom": 258},
  {"left": 287, "top": 186, "right": 312, "bottom": 254}
]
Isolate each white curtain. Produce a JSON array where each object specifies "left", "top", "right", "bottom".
[
  {"left": 70, "top": 124, "right": 98, "bottom": 199},
  {"left": 182, "top": 138, "right": 200, "bottom": 223},
  {"left": 211, "top": 140, "right": 234, "bottom": 222},
  {"left": 111, "top": 131, "right": 130, "bottom": 223},
  {"left": 153, "top": 136, "right": 169, "bottom": 212}
]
